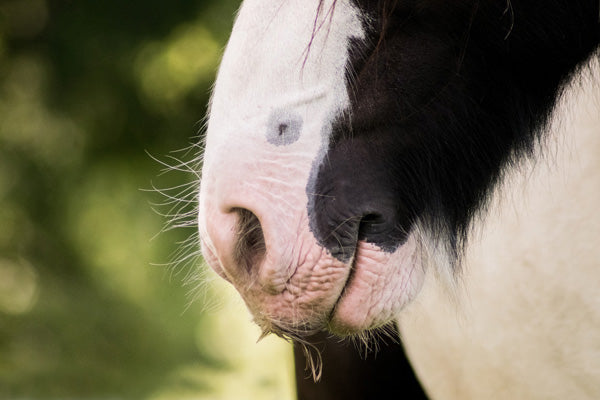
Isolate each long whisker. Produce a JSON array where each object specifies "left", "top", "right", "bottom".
[{"left": 146, "top": 139, "right": 213, "bottom": 312}]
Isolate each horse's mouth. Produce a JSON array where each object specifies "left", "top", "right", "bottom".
[{"left": 200, "top": 202, "right": 423, "bottom": 338}]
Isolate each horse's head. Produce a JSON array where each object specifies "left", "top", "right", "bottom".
[
  {"left": 199, "top": 0, "right": 423, "bottom": 337},
  {"left": 198, "top": 0, "right": 599, "bottom": 339}
]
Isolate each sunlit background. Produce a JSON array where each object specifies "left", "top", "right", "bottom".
[{"left": 0, "top": 0, "right": 296, "bottom": 398}]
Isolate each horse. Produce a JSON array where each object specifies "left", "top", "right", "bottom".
[{"left": 197, "top": 0, "right": 600, "bottom": 398}]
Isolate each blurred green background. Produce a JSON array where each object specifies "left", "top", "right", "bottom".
[{"left": 0, "top": 0, "right": 295, "bottom": 398}]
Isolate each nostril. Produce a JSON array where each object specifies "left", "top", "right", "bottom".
[
  {"left": 357, "top": 213, "right": 385, "bottom": 241},
  {"left": 356, "top": 208, "right": 409, "bottom": 252},
  {"left": 232, "top": 208, "right": 266, "bottom": 274}
]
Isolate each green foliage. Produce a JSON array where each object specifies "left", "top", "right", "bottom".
[{"left": 0, "top": 1, "right": 295, "bottom": 398}]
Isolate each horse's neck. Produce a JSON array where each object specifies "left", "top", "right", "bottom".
[{"left": 399, "top": 54, "right": 600, "bottom": 400}]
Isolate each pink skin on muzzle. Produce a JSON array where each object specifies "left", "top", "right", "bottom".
[{"left": 199, "top": 140, "right": 351, "bottom": 335}]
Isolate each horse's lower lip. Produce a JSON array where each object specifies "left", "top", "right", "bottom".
[
  {"left": 327, "top": 241, "right": 362, "bottom": 326},
  {"left": 327, "top": 233, "right": 425, "bottom": 335}
]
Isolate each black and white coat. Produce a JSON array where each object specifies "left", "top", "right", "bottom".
[{"left": 198, "top": 1, "right": 600, "bottom": 398}]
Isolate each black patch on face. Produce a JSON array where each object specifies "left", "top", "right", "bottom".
[
  {"left": 308, "top": 0, "right": 600, "bottom": 262},
  {"left": 267, "top": 108, "right": 303, "bottom": 146}
]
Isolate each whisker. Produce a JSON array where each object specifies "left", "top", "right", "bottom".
[{"left": 146, "top": 137, "right": 214, "bottom": 313}]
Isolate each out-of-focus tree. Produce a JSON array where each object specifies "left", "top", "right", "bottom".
[{"left": 0, "top": 1, "right": 295, "bottom": 398}]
